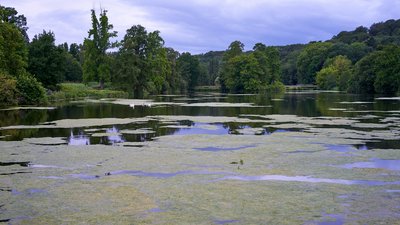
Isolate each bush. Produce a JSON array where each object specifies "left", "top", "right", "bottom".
[
  {"left": 16, "top": 73, "right": 47, "bottom": 105},
  {"left": 316, "top": 67, "right": 337, "bottom": 90},
  {"left": 0, "top": 72, "right": 18, "bottom": 106},
  {"left": 48, "top": 83, "right": 128, "bottom": 102},
  {"left": 265, "top": 81, "right": 286, "bottom": 93}
]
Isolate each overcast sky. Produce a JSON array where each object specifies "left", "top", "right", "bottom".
[{"left": 3, "top": 0, "right": 400, "bottom": 53}]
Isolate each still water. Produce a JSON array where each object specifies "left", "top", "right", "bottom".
[{"left": 0, "top": 91, "right": 400, "bottom": 224}]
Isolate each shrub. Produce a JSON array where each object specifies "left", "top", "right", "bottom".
[
  {"left": 316, "top": 67, "right": 337, "bottom": 90},
  {"left": 0, "top": 72, "right": 18, "bottom": 106},
  {"left": 16, "top": 73, "right": 47, "bottom": 105},
  {"left": 265, "top": 81, "right": 286, "bottom": 93},
  {"left": 48, "top": 83, "right": 128, "bottom": 102}
]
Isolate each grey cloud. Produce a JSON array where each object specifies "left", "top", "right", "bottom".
[{"left": 2, "top": 0, "right": 400, "bottom": 53}]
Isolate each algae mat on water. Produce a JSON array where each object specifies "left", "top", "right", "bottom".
[{"left": 1, "top": 125, "right": 400, "bottom": 224}]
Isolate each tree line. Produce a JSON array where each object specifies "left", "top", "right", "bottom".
[{"left": 1, "top": 4, "right": 400, "bottom": 106}]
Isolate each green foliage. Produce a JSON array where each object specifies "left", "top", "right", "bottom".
[
  {"left": 265, "top": 81, "right": 285, "bottom": 93},
  {"left": 220, "top": 42, "right": 282, "bottom": 93},
  {"left": 327, "top": 42, "right": 372, "bottom": 63},
  {"left": 332, "top": 26, "right": 370, "bottom": 44},
  {"left": 316, "top": 67, "right": 337, "bottom": 90},
  {"left": 64, "top": 53, "right": 83, "bottom": 82},
  {"left": 370, "top": 19, "right": 400, "bottom": 36},
  {"left": 197, "top": 51, "right": 223, "bottom": 86},
  {"left": 28, "top": 31, "right": 66, "bottom": 90},
  {"left": 0, "top": 72, "right": 18, "bottom": 105},
  {"left": 177, "top": 52, "right": 200, "bottom": 91},
  {"left": 317, "top": 55, "right": 353, "bottom": 91},
  {"left": 16, "top": 72, "right": 47, "bottom": 105},
  {"left": 49, "top": 83, "right": 128, "bottom": 102},
  {"left": 69, "top": 43, "right": 81, "bottom": 61},
  {"left": 219, "top": 41, "right": 243, "bottom": 91},
  {"left": 348, "top": 45, "right": 400, "bottom": 95},
  {"left": 296, "top": 42, "right": 333, "bottom": 84},
  {"left": 225, "top": 54, "right": 260, "bottom": 93},
  {"left": 113, "top": 25, "right": 172, "bottom": 97},
  {"left": 0, "top": 5, "right": 29, "bottom": 41},
  {"left": 373, "top": 45, "right": 400, "bottom": 94},
  {"left": 83, "top": 9, "right": 117, "bottom": 88},
  {"left": 0, "top": 22, "right": 28, "bottom": 76},
  {"left": 279, "top": 44, "right": 304, "bottom": 85},
  {"left": 348, "top": 52, "right": 379, "bottom": 94}
]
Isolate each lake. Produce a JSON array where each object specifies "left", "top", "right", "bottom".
[{"left": 1, "top": 91, "right": 400, "bottom": 224}]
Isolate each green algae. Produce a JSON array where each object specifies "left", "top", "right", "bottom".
[
  {"left": 120, "top": 129, "right": 156, "bottom": 135},
  {"left": 1, "top": 128, "right": 400, "bottom": 224},
  {"left": 182, "top": 102, "right": 270, "bottom": 108},
  {"left": 91, "top": 132, "right": 121, "bottom": 137},
  {"left": 1, "top": 94, "right": 400, "bottom": 224},
  {"left": 235, "top": 127, "right": 265, "bottom": 135},
  {"left": 0, "top": 107, "right": 56, "bottom": 111},
  {"left": 22, "top": 137, "right": 67, "bottom": 145},
  {"left": 0, "top": 118, "right": 152, "bottom": 130},
  {"left": 110, "top": 99, "right": 184, "bottom": 107}
]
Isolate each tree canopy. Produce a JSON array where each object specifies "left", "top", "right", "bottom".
[{"left": 83, "top": 9, "right": 117, "bottom": 88}]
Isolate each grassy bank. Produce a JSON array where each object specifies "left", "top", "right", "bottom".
[{"left": 48, "top": 83, "right": 129, "bottom": 102}]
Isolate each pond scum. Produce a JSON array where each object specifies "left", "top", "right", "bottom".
[{"left": 0, "top": 93, "right": 400, "bottom": 224}]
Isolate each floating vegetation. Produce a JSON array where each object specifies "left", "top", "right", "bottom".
[
  {"left": 338, "top": 101, "right": 374, "bottom": 104},
  {"left": 0, "top": 117, "right": 151, "bottom": 130},
  {"left": 120, "top": 129, "right": 156, "bottom": 135},
  {"left": 328, "top": 108, "right": 347, "bottom": 111},
  {"left": 23, "top": 137, "right": 67, "bottom": 146},
  {"left": 182, "top": 102, "right": 270, "bottom": 108},
  {"left": 375, "top": 97, "right": 400, "bottom": 100},
  {"left": 110, "top": 98, "right": 184, "bottom": 107},
  {"left": 0, "top": 106, "right": 56, "bottom": 111},
  {"left": 0, "top": 92, "right": 399, "bottom": 224},
  {"left": 235, "top": 127, "right": 265, "bottom": 135}
]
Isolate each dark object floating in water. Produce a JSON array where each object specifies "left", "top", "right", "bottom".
[
  {"left": 123, "top": 145, "right": 145, "bottom": 148},
  {"left": 0, "top": 171, "right": 32, "bottom": 176},
  {"left": 230, "top": 159, "right": 244, "bottom": 165},
  {"left": 0, "top": 187, "right": 12, "bottom": 192},
  {"left": 31, "top": 143, "right": 67, "bottom": 146},
  {"left": 194, "top": 145, "right": 256, "bottom": 152},
  {"left": 0, "top": 219, "right": 11, "bottom": 223},
  {"left": 214, "top": 219, "right": 240, "bottom": 224},
  {"left": 0, "top": 161, "right": 30, "bottom": 167}
]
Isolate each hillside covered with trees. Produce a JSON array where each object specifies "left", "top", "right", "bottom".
[{"left": 1, "top": 4, "right": 400, "bottom": 106}]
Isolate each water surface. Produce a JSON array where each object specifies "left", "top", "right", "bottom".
[{"left": 1, "top": 91, "right": 400, "bottom": 224}]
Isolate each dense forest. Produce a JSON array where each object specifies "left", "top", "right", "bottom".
[{"left": 1, "top": 4, "right": 400, "bottom": 106}]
